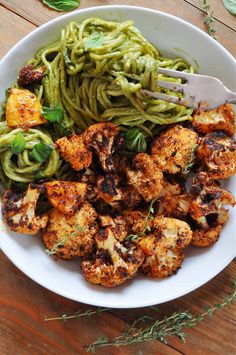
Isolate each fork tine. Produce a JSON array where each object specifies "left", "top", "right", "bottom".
[
  {"left": 140, "top": 89, "right": 196, "bottom": 108},
  {"left": 158, "top": 67, "right": 192, "bottom": 79},
  {"left": 157, "top": 80, "right": 185, "bottom": 93}
]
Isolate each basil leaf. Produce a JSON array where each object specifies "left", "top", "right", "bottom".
[
  {"left": 31, "top": 143, "right": 53, "bottom": 163},
  {"left": 42, "top": 0, "right": 80, "bottom": 12},
  {"left": 42, "top": 103, "right": 63, "bottom": 123},
  {"left": 222, "top": 0, "right": 236, "bottom": 14},
  {"left": 11, "top": 133, "right": 26, "bottom": 154},
  {"left": 124, "top": 128, "right": 147, "bottom": 153},
  {"left": 84, "top": 33, "right": 105, "bottom": 51}
]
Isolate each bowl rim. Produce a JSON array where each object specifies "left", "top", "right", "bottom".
[{"left": 0, "top": 5, "right": 235, "bottom": 308}]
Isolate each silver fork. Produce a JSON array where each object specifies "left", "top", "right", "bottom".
[{"left": 141, "top": 68, "right": 236, "bottom": 111}]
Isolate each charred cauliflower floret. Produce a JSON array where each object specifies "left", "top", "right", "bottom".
[
  {"left": 6, "top": 88, "right": 46, "bottom": 128},
  {"left": 190, "top": 172, "right": 235, "bottom": 220},
  {"left": 126, "top": 153, "right": 163, "bottom": 201},
  {"left": 197, "top": 132, "right": 236, "bottom": 179},
  {"left": 17, "top": 64, "right": 46, "bottom": 88},
  {"left": 123, "top": 210, "right": 149, "bottom": 235},
  {"left": 159, "top": 178, "right": 185, "bottom": 198},
  {"left": 2, "top": 184, "right": 48, "bottom": 235},
  {"left": 56, "top": 133, "right": 92, "bottom": 171},
  {"left": 191, "top": 224, "right": 222, "bottom": 247},
  {"left": 83, "top": 122, "right": 123, "bottom": 172},
  {"left": 151, "top": 125, "right": 199, "bottom": 174},
  {"left": 120, "top": 186, "right": 142, "bottom": 209},
  {"left": 157, "top": 194, "right": 192, "bottom": 220},
  {"left": 81, "top": 227, "right": 144, "bottom": 287},
  {"left": 99, "top": 215, "right": 128, "bottom": 242},
  {"left": 97, "top": 174, "right": 123, "bottom": 206},
  {"left": 46, "top": 181, "right": 87, "bottom": 214},
  {"left": 139, "top": 216, "right": 192, "bottom": 278},
  {"left": 193, "top": 104, "right": 235, "bottom": 136},
  {"left": 42, "top": 202, "right": 98, "bottom": 259}
]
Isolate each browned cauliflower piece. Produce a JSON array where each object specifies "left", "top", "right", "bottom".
[
  {"left": 56, "top": 133, "right": 92, "bottom": 171},
  {"left": 151, "top": 125, "right": 199, "bottom": 174},
  {"left": 196, "top": 132, "right": 236, "bottom": 179},
  {"left": 97, "top": 174, "right": 123, "bottom": 206},
  {"left": 83, "top": 122, "right": 123, "bottom": 172},
  {"left": 99, "top": 215, "right": 128, "bottom": 241},
  {"left": 190, "top": 172, "right": 235, "bottom": 220},
  {"left": 193, "top": 104, "right": 235, "bottom": 136},
  {"left": 2, "top": 184, "right": 48, "bottom": 235},
  {"left": 139, "top": 216, "right": 192, "bottom": 278},
  {"left": 126, "top": 153, "right": 163, "bottom": 201},
  {"left": 157, "top": 194, "right": 193, "bottom": 220},
  {"left": 191, "top": 225, "right": 222, "bottom": 247},
  {"left": 120, "top": 186, "right": 142, "bottom": 209},
  {"left": 159, "top": 178, "right": 185, "bottom": 198},
  {"left": 123, "top": 210, "right": 149, "bottom": 235},
  {"left": 17, "top": 64, "right": 46, "bottom": 87},
  {"left": 46, "top": 181, "right": 87, "bottom": 214},
  {"left": 42, "top": 202, "right": 98, "bottom": 259},
  {"left": 81, "top": 227, "right": 144, "bottom": 287}
]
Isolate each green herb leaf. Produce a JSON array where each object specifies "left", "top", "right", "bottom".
[
  {"left": 84, "top": 33, "right": 105, "bottom": 51},
  {"left": 42, "top": 0, "right": 80, "bottom": 12},
  {"left": 42, "top": 103, "right": 64, "bottom": 123},
  {"left": 222, "top": 0, "right": 236, "bottom": 15},
  {"left": 11, "top": 133, "right": 26, "bottom": 154},
  {"left": 31, "top": 143, "right": 53, "bottom": 163},
  {"left": 124, "top": 128, "right": 147, "bottom": 152}
]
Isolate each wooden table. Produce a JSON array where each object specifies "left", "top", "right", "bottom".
[{"left": 0, "top": 1, "right": 235, "bottom": 354}]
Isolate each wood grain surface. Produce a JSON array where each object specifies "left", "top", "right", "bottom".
[{"left": 0, "top": 1, "right": 236, "bottom": 354}]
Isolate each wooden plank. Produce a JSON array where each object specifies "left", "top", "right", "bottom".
[
  {"left": 112, "top": 260, "right": 236, "bottom": 355},
  {"left": 186, "top": 0, "right": 236, "bottom": 31},
  {"left": 0, "top": 252, "right": 181, "bottom": 355},
  {"left": 0, "top": 5, "right": 36, "bottom": 58},
  {"left": 1, "top": 0, "right": 235, "bottom": 56}
]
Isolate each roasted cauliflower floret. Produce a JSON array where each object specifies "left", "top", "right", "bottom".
[
  {"left": 157, "top": 194, "right": 192, "bottom": 219},
  {"left": 120, "top": 186, "right": 141, "bottom": 209},
  {"left": 139, "top": 216, "right": 192, "bottom": 278},
  {"left": 159, "top": 178, "right": 184, "bottom": 198},
  {"left": 56, "top": 133, "right": 92, "bottom": 171},
  {"left": 6, "top": 88, "right": 46, "bottom": 128},
  {"left": 99, "top": 215, "right": 128, "bottom": 241},
  {"left": 2, "top": 184, "right": 48, "bottom": 235},
  {"left": 123, "top": 210, "right": 149, "bottom": 235},
  {"left": 83, "top": 122, "right": 123, "bottom": 172},
  {"left": 81, "top": 227, "right": 144, "bottom": 287},
  {"left": 197, "top": 132, "right": 236, "bottom": 179},
  {"left": 42, "top": 202, "right": 98, "bottom": 259},
  {"left": 97, "top": 174, "right": 123, "bottom": 206},
  {"left": 126, "top": 153, "right": 163, "bottom": 201},
  {"left": 151, "top": 125, "right": 199, "bottom": 174},
  {"left": 17, "top": 64, "right": 46, "bottom": 88},
  {"left": 191, "top": 225, "right": 222, "bottom": 247},
  {"left": 193, "top": 104, "right": 235, "bottom": 136},
  {"left": 46, "top": 181, "right": 87, "bottom": 214},
  {"left": 190, "top": 172, "right": 235, "bottom": 220}
]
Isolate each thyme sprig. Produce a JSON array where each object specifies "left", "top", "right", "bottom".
[
  {"left": 45, "top": 307, "right": 109, "bottom": 321},
  {"left": 182, "top": 143, "right": 198, "bottom": 175},
  {"left": 45, "top": 224, "right": 84, "bottom": 255},
  {"left": 202, "top": 0, "right": 217, "bottom": 38},
  {"left": 85, "top": 279, "right": 236, "bottom": 351},
  {"left": 126, "top": 198, "right": 156, "bottom": 242}
]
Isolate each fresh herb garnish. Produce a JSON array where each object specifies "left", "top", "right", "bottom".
[
  {"left": 202, "top": 0, "right": 217, "bottom": 38},
  {"left": 223, "top": 0, "right": 236, "bottom": 15},
  {"left": 45, "top": 307, "right": 109, "bottom": 321},
  {"left": 124, "top": 128, "right": 147, "bottom": 153},
  {"left": 182, "top": 144, "right": 198, "bottom": 175},
  {"left": 84, "top": 33, "right": 105, "bottom": 51},
  {"left": 30, "top": 143, "right": 53, "bottom": 163},
  {"left": 11, "top": 133, "right": 26, "bottom": 154},
  {"left": 42, "top": 103, "right": 64, "bottom": 123},
  {"left": 126, "top": 199, "right": 156, "bottom": 242},
  {"left": 42, "top": 0, "right": 80, "bottom": 12}
]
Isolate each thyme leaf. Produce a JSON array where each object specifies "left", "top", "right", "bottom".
[{"left": 202, "top": 0, "right": 217, "bottom": 39}]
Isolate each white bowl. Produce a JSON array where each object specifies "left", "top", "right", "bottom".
[{"left": 0, "top": 5, "right": 235, "bottom": 308}]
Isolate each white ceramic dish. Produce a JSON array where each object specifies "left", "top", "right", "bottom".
[{"left": 0, "top": 5, "right": 235, "bottom": 308}]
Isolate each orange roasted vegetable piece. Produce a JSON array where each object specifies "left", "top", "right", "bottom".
[
  {"left": 46, "top": 181, "right": 87, "bottom": 214},
  {"left": 6, "top": 88, "right": 46, "bottom": 128}
]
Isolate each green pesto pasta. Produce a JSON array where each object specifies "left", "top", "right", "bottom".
[
  {"left": 28, "top": 18, "right": 195, "bottom": 136},
  {"left": 0, "top": 121, "right": 60, "bottom": 184}
]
